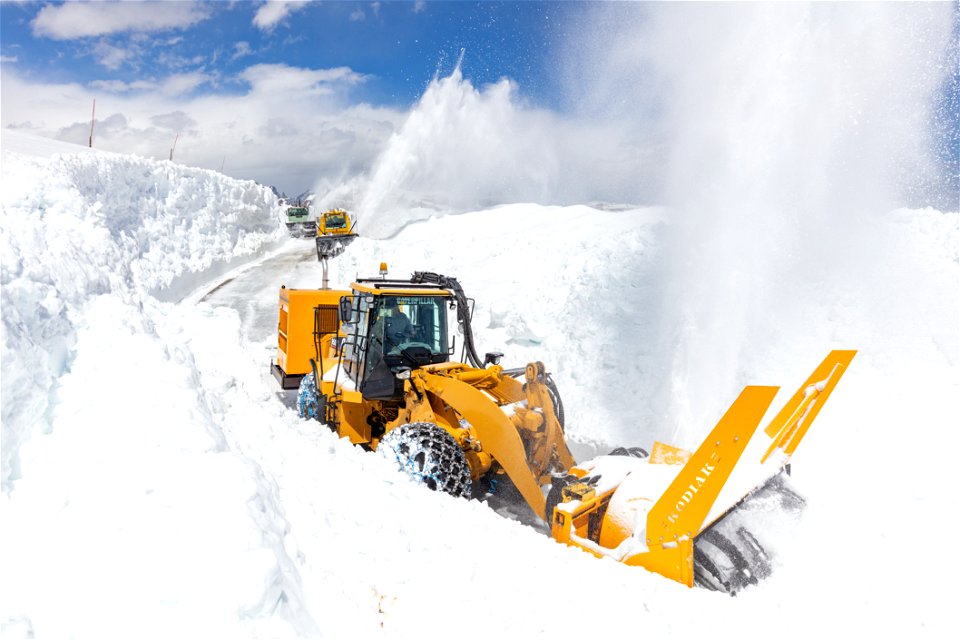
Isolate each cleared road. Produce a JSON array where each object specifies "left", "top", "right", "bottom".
[{"left": 199, "top": 239, "right": 322, "bottom": 344}]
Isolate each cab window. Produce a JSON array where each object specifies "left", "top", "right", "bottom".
[{"left": 325, "top": 214, "right": 346, "bottom": 228}]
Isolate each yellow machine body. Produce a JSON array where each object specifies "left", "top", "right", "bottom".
[
  {"left": 271, "top": 286, "right": 349, "bottom": 389},
  {"left": 317, "top": 208, "right": 355, "bottom": 236},
  {"left": 272, "top": 268, "right": 855, "bottom": 591}
]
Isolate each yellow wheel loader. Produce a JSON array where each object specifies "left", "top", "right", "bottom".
[{"left": 271, "top": 266, "right": 855, "bottom": 594}]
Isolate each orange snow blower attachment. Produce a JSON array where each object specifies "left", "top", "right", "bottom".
[{"left": 548, "top": 350, "right": 856, "bottom": 590}]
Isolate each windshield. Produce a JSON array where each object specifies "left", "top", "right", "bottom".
[
  {"left": 325, "top": 214, "right": 346, "bottom": 228},
  {"left": 365, "top": 295, "right": 449, "bottom": 371}
]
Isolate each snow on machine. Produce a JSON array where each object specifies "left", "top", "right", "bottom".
[
  {"left": 312, "top": 208, "right": 359, "bottom": 290},
  {"left": 271, "top": 265, "right": 855, "bottom": 594}
]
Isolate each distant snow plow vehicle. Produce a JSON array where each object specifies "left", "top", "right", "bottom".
[
  {"left": 313, "top": 208, "right": 359, "bottom": 289},
  {"left": 271, "top": 266, "right": 855, "bottom": 594},
  {"left": 315, "top": 208, "right": 357, "bottom": 257},
  {"left": 285, "top": 204, "right": 316, "bottom": 237},
  {"left": 317, "top": 208, "right": 355, "bottom": 238}
]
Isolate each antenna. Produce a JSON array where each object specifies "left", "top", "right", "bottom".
[
  {"left": 169, "top": 132, "right": 180, "bottom": 161},
  {"left": 219, "top": 155, "right": 225, "bottom": 172},
  {"left": 88, "top": 99, "right": 96, "bottom": 148}
]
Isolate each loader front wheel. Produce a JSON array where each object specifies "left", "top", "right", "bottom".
[{"left": 378, "top": 422, "right": 472, "bottom": 498}]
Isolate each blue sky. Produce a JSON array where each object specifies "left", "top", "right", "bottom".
[{"left": 1, "top": 1, "right": 576, "bottom": 109}]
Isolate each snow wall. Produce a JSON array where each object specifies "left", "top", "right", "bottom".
[
  {"left": 2, "top": 133, "right": 285, "bottom": 490},
  {"left": 1, "top": 132, "right": 315, "bottom": 637}
]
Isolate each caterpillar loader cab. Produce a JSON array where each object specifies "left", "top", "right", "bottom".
[
  {"left": 338, "top": 281, "right": 457, "bottom": 402},
  {"left": 273, "top": 265, "right": 856, "bottom": 595}
]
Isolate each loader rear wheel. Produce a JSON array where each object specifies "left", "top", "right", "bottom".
[
  {"left": 297, "top": 372, "right": 321, "bottom": 421},
  {"left": 378, "top": 422, "right": 472, "bottom": 498}
]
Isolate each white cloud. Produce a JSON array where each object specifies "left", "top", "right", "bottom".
[
  {"left": 349, "top": 9, "right": 366, "bottom": 23},
  {"left": 240, "top": 63, "right": 367, "bottom": 95},
  {"left": 150, "top": 110, "right": 197, "bottom": 131},
  {"left": 89, "top": 79, "right": 159, "bottom": 93},
  {"left": 0, "top": 65, "right": 401, "bottom": 195},
  {"left": 413, "top": 1, "right": 427, "bottom": 13},
  {"left": 232, "top": 41, "right": 253, "bottom": 61},
  {"left": 160, "top": 72, "right": 211, "bottom": 96},
  {"left": 253, "top": 1, "right": 309, "bottom": 32},
  {"left": 0, "top": 55, "right": 18, "bottom": 63},
  {"left": 32, "top": 2, "right": 212, "bottom": 40},
  {"left": 92, "top": 40, "right": 133, "bottom": 71}
]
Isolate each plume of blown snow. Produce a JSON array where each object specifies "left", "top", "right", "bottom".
[
  {"left": 314, "top": 65, "right": 659, "bottom": 238},
  {"left": 565, "top": 2, "right": 956, "bottom": 442}
]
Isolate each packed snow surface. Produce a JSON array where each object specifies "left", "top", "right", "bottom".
[{"left": 2, "top": 123, "right": 958, "bottom": 639}]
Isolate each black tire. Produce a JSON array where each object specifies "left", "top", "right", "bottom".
[
  {"left": 378, "top": 422, "right": 472, "bottom": 498},
  {"left": 544, "top": 474, "right": 578, "bottom": 523},
  {"left": 297, "top": 372, "right": 321, "bottom": 421}
]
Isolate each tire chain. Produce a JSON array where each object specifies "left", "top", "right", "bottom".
[{"left": 379, "top": 422, "right": 472, "bottom": 498}]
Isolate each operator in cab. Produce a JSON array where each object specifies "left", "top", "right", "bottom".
[{"left": 383, "top": 298, "right": 415, "bottom": 349}]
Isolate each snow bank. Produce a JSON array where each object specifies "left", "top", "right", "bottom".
[
  {"left": 1, "top": 131, "right": 284, "bottom": 489},
  {"left": 2, "top": 297, "right": 314, "bottom": 638},
  {"left": 1, "top": 132, "right": 304, "bottom": 637}
]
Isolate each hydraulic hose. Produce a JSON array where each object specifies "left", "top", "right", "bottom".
[
  {"left": 410, "top": 271, "right": 565, "bottom": 429},
  {"left": 411, "top": 271, "right": 484, "bottom": 368}
]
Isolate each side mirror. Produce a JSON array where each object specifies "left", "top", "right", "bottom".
[
  {"left": 338, "top": 297, "right": 353, "bottom": 323},
  {"left": 484, "top": 352, "right": 503, "bottom": 366}
]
